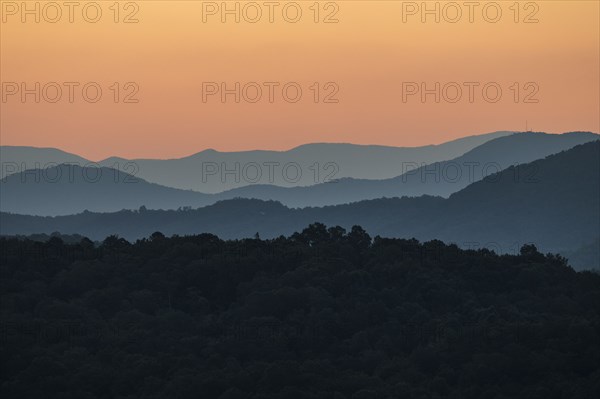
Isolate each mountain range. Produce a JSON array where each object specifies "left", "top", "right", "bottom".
[
  {"left": 1, "top": 131, "right": 597, "bottom": 214},
  {"left": 2, "top": 131, "right": 515, "bottom": 189},
  {"left": 220, "top": 132, "right": 599, "bottom": 206},
  {"left": 2, "top": 140, "right": 598, "bottom": 270}
]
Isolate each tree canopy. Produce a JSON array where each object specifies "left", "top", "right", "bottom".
[{"left": 1, "top": 225, "right": 599, "bottom": 398}]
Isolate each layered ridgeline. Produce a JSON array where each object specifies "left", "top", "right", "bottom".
[
  {"left": 0, "top": 146, "right": 89, "bottom": 179},
  {"left": 2, "top": 141, "right": 598, "bottom": 269},
  {"left": 96, "top": 131, "right": 515, "bottom": 192},
  {"left": 1, "top": 132, "right": 597, "bottom": 214},
  {"left": 1, "top": 131, "right": 513, "bottom": 189},
  {"left": 0, "top": 165, "right": 213, "bottom": 216},
  {"left": 219, "top": 131, "right": 599, "bottom": 206}
]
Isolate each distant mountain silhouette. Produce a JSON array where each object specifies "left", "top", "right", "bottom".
[
  {"left": 213, "top": 131, "right": 599, "bottom": 206},
  {"left": 0, "top": 146, "right": 90, "bottom": 179},
  {"left": 1, "top": 132, "right": 596, "bottom": 215},
  {"left": 3, "top": 141, "right": 598, "bottom": 269},
  {"left": 95, "top": 131, "right": 515, "bottom": 192},
  {"left": 1, "top": 132, "right": 512, "bottom": 191},
  {"left": 0, "top": 165, "right": 212, "bottom": 216}
]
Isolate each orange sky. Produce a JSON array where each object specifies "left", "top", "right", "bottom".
[{"left": 1, "top": 0, "right": 599, "bottom": 160}]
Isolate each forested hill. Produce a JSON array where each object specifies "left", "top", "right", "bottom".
[{"left": 1, "top": 227, "right": 599, "bottom": 398}]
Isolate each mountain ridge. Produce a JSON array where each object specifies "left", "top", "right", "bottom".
[
  {"left": 2, "top": 141, "right": 598, "bottom": 269},
  {"left": 1, "top": 132, "right": 597, "bottom": 214},
  {"left": 2, "top": 131, "right": 518, "bottom": 189}
]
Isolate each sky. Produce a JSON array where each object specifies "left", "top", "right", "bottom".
[{"left": 1, "top": 0, "right": 599, "bottom": 160}]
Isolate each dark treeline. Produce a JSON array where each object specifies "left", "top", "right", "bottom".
[{"left": 1, "top": 225, "right": 600, "bottom": 398}]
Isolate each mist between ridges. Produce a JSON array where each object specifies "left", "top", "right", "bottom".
[{"left": 0, "top": 160, "right": 542, "bottom": 186}]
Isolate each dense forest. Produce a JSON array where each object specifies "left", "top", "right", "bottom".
[{"left": 1, "top": 225, "right": 599, "bottom": 398}]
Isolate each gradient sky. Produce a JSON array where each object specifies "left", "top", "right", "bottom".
[{"left": 1, "top": 0, "right": 599, "bottom": 160}]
